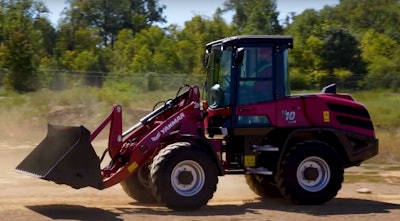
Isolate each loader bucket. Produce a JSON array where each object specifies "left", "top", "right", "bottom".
[{"left": 15, "top": 124, "right": 104, "bottom": 190}]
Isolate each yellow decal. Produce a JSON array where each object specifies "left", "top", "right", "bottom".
[
  {"left": 127, "top": 162, "right": 138, "bottom": 173},
  {"left": 323, "top": 111, "right": 330, "bottom": 122},
  {"left": 244, "top": 155, "right": 256, "bottom": 167}
]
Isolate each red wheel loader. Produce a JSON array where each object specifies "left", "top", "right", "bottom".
[{"left": 16, "top": 35, "right": 378, "bottom": 210}]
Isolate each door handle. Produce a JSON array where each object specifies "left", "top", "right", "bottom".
[{"left": 239, "top": 108, "right": 253, "bottom": 112}]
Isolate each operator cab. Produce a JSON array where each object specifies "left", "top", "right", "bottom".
[{"left": 203, "top": 35, "right": 293, "bottom": 137}]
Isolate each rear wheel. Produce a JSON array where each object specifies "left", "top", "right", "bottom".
[
  {"left": 245, "top": 174, "right": 282, "bottom": 198},
  {"left": 277, "top": 141, "right": 344, "bottom": 204},
  {"left": 120, "top": 163, "right": 156, "bottom": 203},
  {"left": 245, "top": 152, "right": 281, "bottom": 198},
  {"left": 150, "top": 142, "right": 218, "bottom": 210}
]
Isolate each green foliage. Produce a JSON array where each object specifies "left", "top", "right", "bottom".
[
  {"left": 129, "top": 26, "right": 179, "bottom": 73},
  {"left": 320, "top": 28, "right": 364, "bottom": 74},
  {"left": 0, "top": 0, "right": 50, "bottom": 91},
  {"left": 290, "top": 35, "right": 324, "bottom": 71},
  {"left": 3, "top": 30, "right": 37, "bottom": 91},
  {"left": 334, "top": 0, "right": 400, "bottom": 41},
  {"left": 97, "top": 75, "right": 142, "bottom": 106},
  {"left": 289, "top": 69, "right": 311, "bottom": 90},
  {"left": 285, "top": 1, "right": 400, "bottom": 90},
  {"left": 360, "top": 29, "right": 400, "bottom": 89},
  {"left": 352, "top": 90, "right": 400, "bottom": 129},
  {"left": 285, "top": 9, "right": 324, "bottom": 44},
  {"left": 111, "top": 29, "right": 136, "bottom": 74},
  {"left": 65, "top": 0, "right": 166, "bottom": 48},
  {"left": 307, "top": 70, "right": 329, "bottom": 89},
  {"left": 334, "top": 68, "right": 352, "bottom": 82},
  {"left": 361, "top": 29, "right": 397, "bottom": 63},
  {"left": 1, "top": 0, "right": 400, "bottom": 93},
  {"left": 146, "top": 72, "right": 161, "bottom": 91},
  {"left": 364, "top": 56, "right": 400, "bottom": 89},
  {"left": 223, "top": 0, "right": 282, "bottom": 34},
  {"left": 361, "top": 29, "right": 400, "bottom": 89},
  {"left": 36, "top": 56, "right": 58, "bottom": 89}
]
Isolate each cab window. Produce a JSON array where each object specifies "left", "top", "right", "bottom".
[{"left": 237, "top": 46, "right": 274, "bottom": 105}]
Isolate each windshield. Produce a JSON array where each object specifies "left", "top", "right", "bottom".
[{"left": 205, "top": 44, "right": 281, "bottom": 108}]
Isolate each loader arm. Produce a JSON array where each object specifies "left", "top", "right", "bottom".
[
  {"left": 100, "top": 85, "right": 204, "bottom": 188},
  {"left": 102, "top": 101, "right": 203, "bottom": 187},
  {"left": 16, "top": 85, "right": 204, "bottom": 190}
]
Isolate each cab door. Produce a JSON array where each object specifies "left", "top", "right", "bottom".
[{"left": 233, "top": 46, "right": 275, "bottom": 128}]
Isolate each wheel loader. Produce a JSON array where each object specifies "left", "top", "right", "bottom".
[{"left": 16, "top": 35, "right": 378, "bottom": 210}]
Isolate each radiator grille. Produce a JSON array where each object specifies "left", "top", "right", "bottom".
[{"left": 327, "top": 102, "right": 374, "bottom": 130}]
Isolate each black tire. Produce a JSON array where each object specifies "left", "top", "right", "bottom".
[
  {"left": 150, "top": 142, "right": 218, "bottom": 210},
  {"left": 245, "top": 174, "right": 282, "bottom": 198},
  {"left": 277, "top": 141, "right": 344, "bottom": 204},
  {"left": 245, "top": 151, "right": 282, "bottom": 198},
  {"left": 120, "top": 164, "right": 157, "bottom": 203}
]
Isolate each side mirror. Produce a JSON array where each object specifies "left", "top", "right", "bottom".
[{"left": 234, "top": 47, "right": 244, "bottom": 67}]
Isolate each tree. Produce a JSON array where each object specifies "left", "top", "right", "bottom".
[
  {"left": 284, "top": 9, "right": 326, "bottom": 76},
  {"left": 110, "top": 29, "right": 136, "bottom": 74},
  {"left": 177, "top": 15, "right": 234, "bottom": 75},
  {"left": 111, "top": 13, "right": 235, "bottom": 76},
  {"left": 309, "top": 28, "right": 365, "bottom": 88},
  {"left": 55, "top": 26, "right": 110, "bottom": 87},
  {"left": 333, "top": 0, "right": 400, "bottom": 41},
  {"left": 33, "top": 16, "right": 57, "bottom": 56},
  {"left": 223, "top": 0, "right": 282, "bottom": 35},
  {"left": 320, "top": 28, "right": 364, "bottom": 75},
  {"left": 284, "top": 6, "right": 371, "bottom": 89},
  {"left": 64, "top": 0, "right": 166, "bottom": 48},
  {"left": 360, "top": 29, "right": 400, "bottom": 88},
  {"left": 0, "top": 0, "right": 51, "bottom": 91}
]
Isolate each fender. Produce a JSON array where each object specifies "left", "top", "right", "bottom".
[{"left": 180, "top": 134, "right": 225, "bottom": 176}]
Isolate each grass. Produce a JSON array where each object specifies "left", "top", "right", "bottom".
[
  {"left": 350, "top": 90, "right": 400, "bottom": 163},
  {"left": 351, "top": 90, "right": 400, "bottom": 129},
  {"left": 1, "top": 87, "right": 399, "bottom": 163}
]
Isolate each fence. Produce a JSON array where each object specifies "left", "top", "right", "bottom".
[{"left": 0, "top": 69, "right": 399, "bottom": 92}]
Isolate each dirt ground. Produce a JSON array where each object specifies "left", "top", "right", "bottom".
[{"left": 2, "top": 140, "right": 400, "bottom": 221}]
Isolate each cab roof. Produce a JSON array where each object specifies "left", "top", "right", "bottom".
[{"left": 206, "top": 35, "right": 293, "bottom": 49}]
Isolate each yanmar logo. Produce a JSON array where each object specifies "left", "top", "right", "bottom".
[{"left": 151, "top": 112, "right": 185, "bottom": 142}]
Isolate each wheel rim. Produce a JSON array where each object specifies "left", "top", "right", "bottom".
[
  {"left": 171, "top": 160, "right": 205, "bottom": 197},
  {"left": 296, "top": 156, "right": 330, "bottom": 192},
  {"left": 137, "top": 165, "right": 151, "bottom": 189}
]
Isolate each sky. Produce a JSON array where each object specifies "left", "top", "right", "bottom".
[{"left": 43, "top": 0, "right": 339, "bottom": 26}]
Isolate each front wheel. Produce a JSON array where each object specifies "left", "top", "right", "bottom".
[
  {"left": 277, "top": 141, "right": 344, "bottom": 204},
  {"left": 150, "top": 142, "right": 218, "bottom": 210}
]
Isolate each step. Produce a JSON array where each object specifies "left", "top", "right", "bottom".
[
  {"left": 252, "top": 144, "right": 279, "bottom": 152},
  {"left": 246, "top": 167, "right": 273, "bottom": 175}
]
